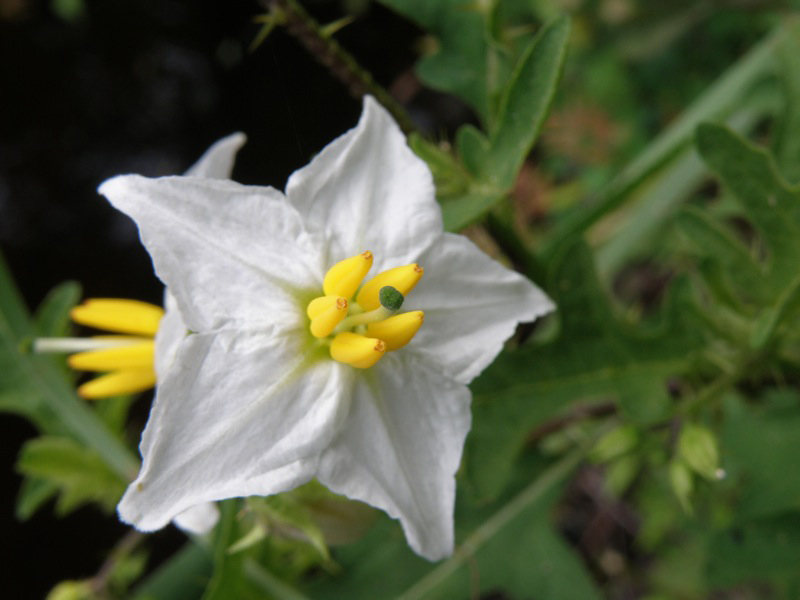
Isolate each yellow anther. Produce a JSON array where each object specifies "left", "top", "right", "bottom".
[
  {"left": 68, "top": 341, "right": 155, "bottom": 372},
  {"left": 308, "top": 296, "right": 348, "bottom": 338},
  {"left": 307, "top": 295, "right": 342, "bottom": 319},
  {"left": 330, "top": 332, "right": 386, "bottom": 369},
  {"left": 77, "top": 369, "right": 157, "bottom": 399},
  {"left": 356, "top": 264, "right": 424, "bottom": 311},
  {"left": 71, "top": 299, "right": 164, "bottom": 336},
  {"left": 323, "top": 251, "right": 373, "bottom": 299},
  {"left": 367, "top": 311, "right": 424, "bottom": 351}
]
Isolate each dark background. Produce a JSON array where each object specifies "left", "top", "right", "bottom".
[{"left": 0, "top": 0, "right": 425, "bottom": 595}]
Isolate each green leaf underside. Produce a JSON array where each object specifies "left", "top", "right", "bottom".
[
  {"left": 16, "top": 436, "right": 127, "bottom": 515},
  {"left": 0, "top": 251, "right": 139, "bottom": 479},
  {"left": 465, "top": 240, "right": 702, "bottom": 500},
  {"left": 34, "top": 281, "right": 82, "bottom": 338}
]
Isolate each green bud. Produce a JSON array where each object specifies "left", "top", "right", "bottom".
[
  {"left": 46, "top": 581, "right": 95, "bottom": 600},
  {"left": 669, "top": 459, "right": 694, "bottom": 514},
  {"left": 678, "top": 423, "right": 719, "bottom": 481},
  {"left": 379, "top": 286, "right": 404, "bottom": 312},
  {"left": 227, "top": 523, "right": 267, "bottom": 555},
  {"left": 589, "top": 424, "right": 640, "bottom": 463},
  {"left": 604, "top": 454, "right": 641, "bottom": 497}
]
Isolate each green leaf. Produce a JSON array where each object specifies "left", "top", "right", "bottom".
[
  {"left": 16, "top": 436, "right": 127, "bottom": 515},
  {"left": 15, "top": 475, "right": 59, "bottom": 520},
  {"left": 694, "top": 123, "right": 800, "bottom": 351},
  {"left": 465, "top": 240, "right": 702, "bottom": 499},
  {"left": 440, "top": 17, "right": 570, "bottom": 230},
  {"left": 34, "top": 281, "right": 81, "bottom": 337},
  {"left": 454, "top": 125, "right": 490, "bottom": 178},
  {"left": 0, "top": 251, "right": 139, "bottom": 479},
  {"left": 697, "top": 124, "right": 800, "bottom": 298},
  {"left": 51, "top": 0, "right": 85, "bottom": 22},
  {"left": 706, "top": 513, "right": 800, "bottom": 589},
  {"left": 675, "top": 206, "right": 765, "bottom": 307},
  {"left": 407, "top": 134, "right": 469, "bottom": 199},
  {"left": 378, "top": 0, "right": 491, "bottom": 117},
  {"left": 441, "top": 190, "right": 504, "bottom": 232},
  {"left": 772, "top": 31, "right": 800, "bottom": 184},
  {"left": 723, "top": 402, "right": 800, "bottom": 519},
  {"left": 481, "top": 15, "right": 570, "bottom": 188}
]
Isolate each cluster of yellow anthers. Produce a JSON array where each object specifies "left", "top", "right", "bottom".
[
  {"left": 308, "top": 251, "right": 424, "bottom": 369},
  {"left": 35, "top": 299, "right": 163, "bottom": 399}
]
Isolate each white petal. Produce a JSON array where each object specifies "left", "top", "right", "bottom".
[
  {"left": 154, "top": 291, "right": 185, "bottom": 380},
  {"left": 172, "top": 502, "right": 220, "bottom": 534},
  {"left": 99, "top": 175, "right": 324, "bottom": 333},
  {"left": 316, "top": 354, "right": 471, "bottom": 561},
  {"left": 153, "top": 133, "right": 247, "bottom": 379},
  {"left": 411, "top": 233, "right": 554, "bottom": 384},
  {"left": 286, "top": 96, "right": 442, "bottom": 270},
  {"left": 185, "top": 133, "right": 247, "bottom": 179},
  {"left": 119, "top": 329, "right": 353, "bottom": 531}
]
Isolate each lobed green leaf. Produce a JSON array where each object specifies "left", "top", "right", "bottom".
[
  {"left": 16, "top": 436, "right": 127, "bottom": 515},
  {"left": 465, "top": 240, "right": 703, "bottom": 499}
]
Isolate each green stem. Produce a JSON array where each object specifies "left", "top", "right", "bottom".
[
  {"left": 267, "top": 0, "right": 417, "bottom": 134},
  {"left": 244, "top": 561, "right": 312, "bottom": 600},
  {"left": 90, "top": 530, "right": 145, "bottom": 598},
  {"left": 396, "top": 420, "right": 618, "bottom": 600},
  {"left": 485, "top": 211, "right": 547, "bottom": 285},
  {"left": 680, "top": 369, "right": 742, "bottom": 417}
]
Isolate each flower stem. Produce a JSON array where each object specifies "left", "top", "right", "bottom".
[
  {"left": 266, "top": 0, "right": 417, "bottom": 134},
  {"left": 397, "top": 419, "right": 618, "bottom": 600},
  {"left": 89, "top": 530, "right": 144, "bottom": 598}
]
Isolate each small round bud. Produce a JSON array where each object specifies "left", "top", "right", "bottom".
[{"left": 379, "top": 286, "right": 404, "bottom": 311}]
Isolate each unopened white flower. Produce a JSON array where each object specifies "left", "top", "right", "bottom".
[
  {"left": 37, "top": 134, "right": 247, "bottom": 534},
  {"left": 100, "top": 97, "right": 554, "bottom": 560}
]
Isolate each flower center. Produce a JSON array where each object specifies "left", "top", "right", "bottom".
[{"left": 306, "top": 251, "right": 425, "bottom": 368}]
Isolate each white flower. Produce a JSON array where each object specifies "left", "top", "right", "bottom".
[
  {"left": 159, "top": 132, "right": 248, "bottom": 535},
  {"left": 99, "top": 97, "right": 554, "bottom": 560}
]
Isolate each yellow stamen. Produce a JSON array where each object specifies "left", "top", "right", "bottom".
[
  {"left": 68, "top": 341, "right": 156, "bottom": 372},
  {"left": 330, "top": 332, "right": 386, "bottom": 369},
  {"left": 71, "top": 299, "right": 164, "bottom": 336},
  {"left": 356, "top": 264, "right": 424, "bottom": 311},
  {"left": 323, "top": 251, "right": 373, "bottom": 299},
  {"left": 308, "top": 296, "right": 348, "bottom": 338},
  {"left": 77, "top": 369, "right": 157, "bottom": 399},
  {"left": 366, "top": 311, "right": 424, "bottom": 351}
]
